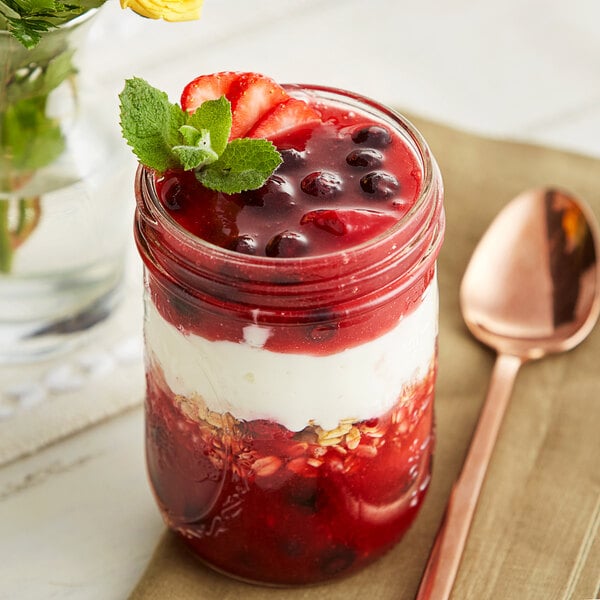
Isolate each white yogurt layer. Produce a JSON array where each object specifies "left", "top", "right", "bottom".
[{"left": 145, "top": 279, "right": 438, "bottom": 432}]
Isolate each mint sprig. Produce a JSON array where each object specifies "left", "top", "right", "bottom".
[{"left": 119, "top": 77, "right": 282, "bottom": 195}]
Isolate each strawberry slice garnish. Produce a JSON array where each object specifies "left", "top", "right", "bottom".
[
  {"left": 300, "top": 209, "right": 397, "bottom": 242},
  {"left": 227, "top": 73, "right": 289, "bottom": 138},
  {"left": 248, "top": 97, "right": 322, "bottom": 140},
  {"left": 181, "top": 71, "right": 239, "bottom": 112},
  {"left": 180, "top": 71, "right": 322, "bottom": 141}
]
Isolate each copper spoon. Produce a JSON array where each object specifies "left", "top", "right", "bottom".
[{"left": 416, "top": 188, "right": 600, "bottom": 600}]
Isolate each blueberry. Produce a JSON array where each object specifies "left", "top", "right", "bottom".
[
  {"left": 300, "top": 171, "right": 342, "bottom": 199},
  {"left": 308, "top": 323, "right": 338, "bottom": 342},
  {"left": 351, "top": 125, "right": 392, "bottom": 147},
  {"left": 228, "top": 234, "right": 258, "bottom": 255},
  {"left": 306, "top": 309, "right": 339, "bottom": 342},
  {"left": 242, "top": 189, "right": 266, "bottom": 207},
  {"left": 265, "top": 231, "right": 309, "bottom": 258},
  {"left": 345, "top": 148, "right": 384, "bottom": 168},
  {"left": 287, "top": 481, "right": 319, "bottom": 512},
  {"left": 360, "top": 171, "right": 400, "bottom": 198},
  {"left": 264, "top": 175, "right": 296, "bottom": 207},
  {"left": 279, "top": 148, "right": 306, "bottom": 169},
  {"left": 161, "top": 177, "right": 185, "bottom": 210},
  {"left": 320, "top": 545, "right": 356, "bottom": 577},
  {"left": 159, "top": 285, "right": 198, "bottom": 328},
  {"left": 245, "top": 175, "right": 294, "bottom": 207},
  {"left": 280, "top": 538, "right": 305, "bottom": 558}
]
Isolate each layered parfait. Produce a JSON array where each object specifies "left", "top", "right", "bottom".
[{"left": 123, "top": 72, "right": 444, "bottom": 585}]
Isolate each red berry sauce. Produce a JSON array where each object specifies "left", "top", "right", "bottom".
[
  {"left": 155, "top": 101, "right": 422, "bottom": 258},
  {"left": 146, "top": 361, "right": 435, "bottom": 585}
]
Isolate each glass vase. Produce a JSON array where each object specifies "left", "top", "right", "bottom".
[{"left": 0, "top": 9, "right": 131, "bottom": 362}]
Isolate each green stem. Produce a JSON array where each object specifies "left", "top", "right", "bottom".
[
  {"left": 0, "top": 199, "right": 13, "bottom": 273},
  {"left": 0, "top": 196, "right": 42, "bottom": 273}
]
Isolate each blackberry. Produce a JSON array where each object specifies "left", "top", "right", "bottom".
[{"left": 287, "top": 482, "right": 319, "bottom": 512}]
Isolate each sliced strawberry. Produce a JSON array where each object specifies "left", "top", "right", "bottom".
[
  {"left": 247, "top": 97, "right": 322, "bottom": 140},
  {"left": 181, "top": 71, "right": 322, "bottom": 141},
  {"left": 300, "top": 209, "right": 397, "bottom": 242},
  {"left": 180, "top": 71, "right": 240, "bottom": 112},
  {"left": 227, "top": 73, "right": 289, "bottom": 138}
]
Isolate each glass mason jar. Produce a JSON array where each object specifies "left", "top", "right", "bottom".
[
  {"left": 135, "top": 86, "right": 445, "bottom": 586},
  {"left": 0, "top": 9, "right": 131, "bottom": 361}
]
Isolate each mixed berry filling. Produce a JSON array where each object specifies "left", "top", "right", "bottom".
[
  {"left": 156, "top": 103, "right": 421, "bottom": 258},
  {"left": 146, "top": 361, "right": 435, "bottom": 585}
]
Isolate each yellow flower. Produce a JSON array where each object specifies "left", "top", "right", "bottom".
[{"left": 120, "top": 0, "right": 203, "bottom": 22}]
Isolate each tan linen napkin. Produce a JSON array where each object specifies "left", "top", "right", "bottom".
[{"left": 130, "top": 117, "right": 600, "bottom": 600}]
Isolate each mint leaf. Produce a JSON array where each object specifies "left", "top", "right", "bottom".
[
  {"left": 172, "top": 127, "right": 218, "bottom": 170},
  {"left": 119, "top": 77, "right": 185, "bottom": 173},
  {"left": 178, "top": 124, "right": 202, "bottom": 146},
  {"left": 119, "top": 77, "right": 283, "bottom": 193},
  {"left": 187, "top": 96, "right": 231, "bottom": 156},
  {"left": 197, "top": 138, "right": 282, "bottom": 194}
]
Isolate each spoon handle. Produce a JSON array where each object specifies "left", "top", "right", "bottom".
[{"left": 415, "top": 352, "right": 523, "bottom": 600}]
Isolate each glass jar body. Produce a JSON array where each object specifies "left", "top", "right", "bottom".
[{"left": 135, "top": 86, "right": 445, "bottom": 585}]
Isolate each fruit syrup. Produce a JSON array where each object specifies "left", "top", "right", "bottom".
[{"left": 155, "top": 99, "right": 422, "bottom": 259}]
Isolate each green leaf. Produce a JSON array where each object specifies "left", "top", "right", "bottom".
[
  {"left": 5, "top": 16, "right": 46, "bottom": 47},
  {"left": 0, "top": 0, "right": 102, "bottom": 47},
  {"left": 197, "top": 138, "right": 282, "bottom": 194},
  {"left": 172, "top": 127, "right": 218, "bottom": 170},
  {"left": 1, "top": 95, "right": 64, "bottom": 171},
  {"left": 119, "top": 77, "right": 185, "bottom": 173},
  {"left": 178, "top": 124, "right": 202, "bottom": 147},
  {"left": 118, "top": 78, "right": 283, "bottom": 192},
  {"left": 187, "top": 96, "right": 231, "bottom": 156},
  {"left": 4, "top": 49, "right": 76, "bottom": 107},
  {"left": 173, "top": 126, "right": 219, "bottom": 170}
]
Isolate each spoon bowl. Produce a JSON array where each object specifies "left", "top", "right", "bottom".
[
  {"left": 416, "top": 187, "right": 600, "bottom": 600},
  {"left": 461, "top": 188, "right": 600, "bottom": 359}
]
